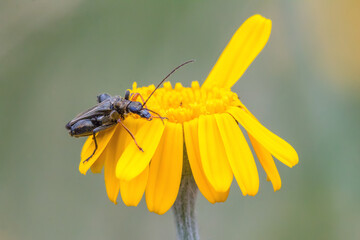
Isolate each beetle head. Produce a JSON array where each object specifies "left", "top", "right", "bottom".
[
  {"left": 127, "top": 101, "right": 151, "bottom": 119},
  {"left": 139, "top": 109, "right": 151, "bottom": 119},
  {"left": 127, "top": 101, "right": 143, "bottom": 113}
]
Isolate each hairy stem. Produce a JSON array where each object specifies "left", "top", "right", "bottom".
[{"left": 172, "top": 148, "right": 199, "bottom": 240}]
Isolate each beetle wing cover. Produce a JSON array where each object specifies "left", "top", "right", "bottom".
[{"left": 69, "top": 98, "right": 113, "bottom": 126}]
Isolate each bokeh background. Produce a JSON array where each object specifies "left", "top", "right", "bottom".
[{"left": 1, "top": 1, "right": 360, "bottom": 239}]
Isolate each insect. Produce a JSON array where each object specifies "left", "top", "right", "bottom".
[{"left": 66, "top": 60, "right": 193, "bottom": 163}]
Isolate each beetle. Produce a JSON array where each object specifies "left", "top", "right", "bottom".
[{"left": 66, "top": 60, "right": 193, "bottom": 163}]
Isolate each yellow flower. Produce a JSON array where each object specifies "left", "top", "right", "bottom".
[{"left": 79, "top": 14, "right": 298, "bottom": 215}]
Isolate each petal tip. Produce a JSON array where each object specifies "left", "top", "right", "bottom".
[
  {"left": 287, "top": 150, "right": 299, "bottom": 167},
  {"left": 247, "top": 188, "right": 259, "bottom": 196},
  {"left": 251, "top": 14, "right": 272, "bottom": 23},
  {"left": 273, "top": 187, "right": 281, "bottom": 192},
  {"left": 293, "top": 153, "right": 300, "bottom": 166},
  {"left": 148, "top": 208, "right": 167, "bottom": 215},
  {"left": 123, "top": 202, "right": 139, "bottom": 207},
  {"left": 79, "top": 166, "right": 87, "bottom": 175}
]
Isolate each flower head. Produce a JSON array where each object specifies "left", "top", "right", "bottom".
[{"left": 79, "top": 15, "right": 298, "bottom": 214}]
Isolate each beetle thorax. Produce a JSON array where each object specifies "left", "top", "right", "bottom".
[{"left": 113, "top": 98, "right": 130, "bottom": 116}]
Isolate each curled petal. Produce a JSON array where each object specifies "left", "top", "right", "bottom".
[
  {"left": 184, "top": 118, "right": 230, "bottom": 203},
  {"left": 90, "top": 155, "right": 105, "bottom": 173},
  {"left": 198, "top": 115, "right": 233, "bottom": 192},
  {"left": 216, "top": 113, "right": 259, "bottom": 196},
  {"left": 249, "top": 135, "right": 281, "bottom": 191},
  {"left": 146, "top": 122, "right": 183, "bottom": 214},
  {"left": 227, "top": 107, "right": 299, "bottom": 167},
  {"left": 120, "top": 166, "right": 149, "bottom": 207},
  {"left": 79, "top": 126, "right": 118, "bottom": 175},
  {"left": 116, "top": 118, "right": 165, "bottom": 181},
  {"left": 103, "top": 125, "right": 131, "bottom": 204}
]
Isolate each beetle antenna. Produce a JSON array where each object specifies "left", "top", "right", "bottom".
[
  {"left": 147, "top": 109, "right": 168, "bottom": 124},
  {"left": 142, "top": 60, "right": 194, "bottom": 107}
]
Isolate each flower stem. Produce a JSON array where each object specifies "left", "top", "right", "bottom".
[{"left": 172, "top": 148, "right": 199, "bottom": 240}]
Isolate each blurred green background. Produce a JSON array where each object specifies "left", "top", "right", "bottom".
[{"left": 1, "top": 1, "right": 360, "bottom": 239}]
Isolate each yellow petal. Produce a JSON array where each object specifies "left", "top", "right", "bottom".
[
  {"left": 90, "top": 155, "right": 105, "bottom": 173},
  {"left": 116, "top": 118, "right": 165, "bottom": 181},
  {"left": 79, "top": 126, "right": 118, "bottom": 175},
  {"left": 198, "top": 115, "right": 233, "bottom": 192},
  {"left": 120, "top": 166, "right": 149, "bottom": 207},
  {"left": 249, "top": 134, "right": 281, "bottom": 191},
  {"left": 146, "top": 122, "right": 183, "bottom": 215},
  {"left": 227, "top": 107, "right": 299, "bottom": 167},
  {"left": 215, "top": 113, "right": 259, "bottom": 196},
  {"left": 103, "top": 125, "right": 131, "bottom": 204},
  {"left": 202, "top": 15, "right": 272, "bottom": 89},
  {"left": 104, "top": 159, "right": 121, "bottom": 204},
  {"left": 184, "top": 119, "right": 230, "bottom": 203}
]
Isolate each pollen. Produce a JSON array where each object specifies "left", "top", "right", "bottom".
[{"left": 131, "top": 81, "right": 242, "bottom": 123}]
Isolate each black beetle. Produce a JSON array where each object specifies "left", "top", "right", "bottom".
[{"left": 66, "top": 60, "right": 193, "bottom": 162}]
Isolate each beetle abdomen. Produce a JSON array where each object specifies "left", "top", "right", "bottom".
[{"left": 69, "top": 119, "right": 95, "bottom": 137}]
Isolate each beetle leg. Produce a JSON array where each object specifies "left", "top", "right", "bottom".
[
  {"left": 83, "top": 132, "right": 98, "bottom": 163},
  {"left": 131, "top": 93, "right": 148, "bottom": 109},
  {"left": 124, "top": 90, "right": 131, "bottom": 100},
  {"left": 117, "top": 118, "right": 144, "bottom": 152},
  {"left": 82, "top": 124, "right": 116, "bottom": 163},
  {"left": 109, "top": 110, "right": 120, "bottom": 120},
  {"left": 97, "top": 93, "right": 112, "bottom": 103},
  {"left": 146, "top": 109, "right": 167, "bottom": 124}
]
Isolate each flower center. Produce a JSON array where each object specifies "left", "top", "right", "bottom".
[{"left": 131, "top": 81, "right": 242, "bottom": 123}]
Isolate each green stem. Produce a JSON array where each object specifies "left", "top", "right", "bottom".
[{"left": 172, "top": 148, "right": 199, "bottom": 240}]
